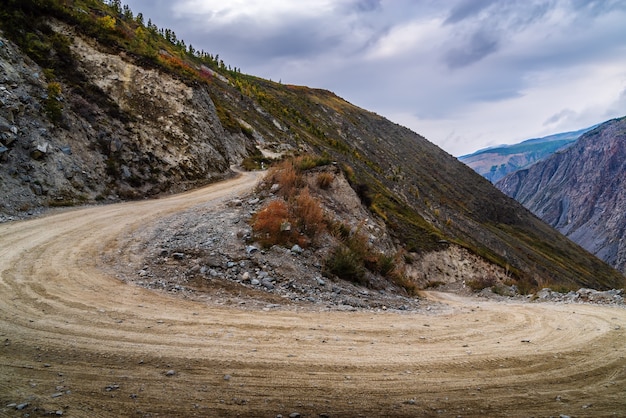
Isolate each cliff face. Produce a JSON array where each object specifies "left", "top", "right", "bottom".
[
  {"left": 0, "top": 24, "right": 251, "bottom": 216},
  {"left": 497, "top": 118, "right": 626, "bottom": 274}
]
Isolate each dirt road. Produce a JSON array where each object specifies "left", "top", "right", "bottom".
[{"left": 1, "top": 171, "right": 625, "bottom": 417}]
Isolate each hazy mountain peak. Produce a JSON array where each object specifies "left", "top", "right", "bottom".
[{"left": 459, "top": 125, "right": 596, "bottom": 183}]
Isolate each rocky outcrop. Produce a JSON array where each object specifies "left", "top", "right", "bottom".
[
  {"left": 0, "top": 27, "right": 251, "bottom": 219},
  {"left": 497, "top": 117, "right": 626, "bottom": 274}
]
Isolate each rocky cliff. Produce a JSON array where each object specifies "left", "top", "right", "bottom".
[
  {"left": 0, "top": 23, "right": 255, "bottom": 217},
  {"left": 1, "top": 0, "right": 623, "bottom": 291},
  {"left": 497, "top": 117, "right": 626, "bottom": 274}
]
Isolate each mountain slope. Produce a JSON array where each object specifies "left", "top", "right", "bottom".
[
  {"left": 459, "top": 127, "right": 593, "bottom": 183},
  {"left": 0, "top": 0, "right": 623, "bottom": 290},
  {"left": 497, "top": 117, "right": 626, "bottom": 275}
]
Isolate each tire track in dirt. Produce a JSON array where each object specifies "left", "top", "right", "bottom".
[{"left": 1, "top": 171, "right": 626, "bottom": 417}]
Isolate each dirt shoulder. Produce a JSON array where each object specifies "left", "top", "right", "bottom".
[{"left": 1, "top": 171, "right": 625, "bottom": 417}]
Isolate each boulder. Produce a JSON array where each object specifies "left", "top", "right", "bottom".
[{"left": 30, "top": 142, "right": 49, "bottom": 160}]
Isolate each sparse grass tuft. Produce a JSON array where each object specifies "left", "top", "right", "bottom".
[
  {"left": 389, "top": 273, "right": 420, "bottom": 296},
  {"left": 324, "top": 223, "right": 418, "bottom": 293},
  {"left": 514, "top": 276, "right": 538, "bottom": 295},
  {"left": 323, "top": 246, "right": 367, "bottom": 285},
  {"left": 316, "top": 172, "right": 334, "bottom": 189},
  {"left": 466, "top": 275, "right": 498, "bottom": 292},
  {"left": 296, "top": 154, "right": 332, "bottom": 170},
  {"left": 376, "top": 254, "right": 396, "bottom": 277}
]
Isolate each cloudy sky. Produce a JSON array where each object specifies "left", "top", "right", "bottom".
[{"left": 122, "top": 0, "right": 626, "bottom": 156}]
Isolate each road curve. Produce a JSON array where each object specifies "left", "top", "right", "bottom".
[{"left": 1, "top": 171, "right": 626, "bottom": 417}]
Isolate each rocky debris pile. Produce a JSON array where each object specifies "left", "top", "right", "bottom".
[
  {"left": 107, "top": 190, "right": 427, "bottom": 313},
  {"left": 475, "top": 283, "right": 521, "bottom": 299},
  {"left": 450, "top": 281, "right": 626, "bottom": 308},
  {"left": 533, "top": 287, "right": 624, "bottom": 306},
  {"left": 103, "top": 174, "right": 625, "bottom": 312}
]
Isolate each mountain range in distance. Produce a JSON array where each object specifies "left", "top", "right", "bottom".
[
  {"left": 460, "top": 117, "right": 625, "bottom": 275},
  {"left": 494, "top": 117, "right": 626, "bottom": 275},
  {"left": 459, "top": 125, "right": 597, "bottom": 183}
]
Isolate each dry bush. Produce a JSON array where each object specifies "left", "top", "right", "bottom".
[
  {"left": 267, "top": 155, "right": 332, "bottom": 197},
  {"left": 294, "top": 187, "right": 326, "bottom": 237},
  {"left": 316, "top": 172, "right": 334, "bottom": 189},
  {"left": 252, "top": 190, "right": 326, "bottom": 248},
  {"left": 252, "top": 199, "right": 295, "bottom": 247},
  {"left": 267, "top": 159, "right": 300, "bottom": 199},
  {"left": 389, "top": 272, "right": 420, "bottom": 296},
  {"left": 466, "top": 275, "right": 498, "bottom": 291},
  {"left": 253, "top": 156, "right": 336, "bottom": 248}
]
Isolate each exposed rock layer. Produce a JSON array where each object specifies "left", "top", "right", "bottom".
[
  {"left": 498, "top": 117, "right": 626, "bottom": 274},
  {"left": 0, "top": 26, "right": 249, "bottom": 217}
]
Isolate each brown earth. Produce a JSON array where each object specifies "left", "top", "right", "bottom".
[{"left": 1, "top": 172, "right": 625, "bottom": 417}]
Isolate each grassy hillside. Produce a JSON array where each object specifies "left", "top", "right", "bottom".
[{"left": 1, "top": 0, "right": 623, "bottom": 290}]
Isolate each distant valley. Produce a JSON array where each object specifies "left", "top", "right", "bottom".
[{"left": 459, "top": 125, "right": 595, "bottom": 183}]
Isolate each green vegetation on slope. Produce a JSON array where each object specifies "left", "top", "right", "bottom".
[{"left": 1, "top": 0, "right": 623, "bottom": 291}]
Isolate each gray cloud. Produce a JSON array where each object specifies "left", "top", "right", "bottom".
[
  {"left": 444, "top": 0, "right": 498, "bottom": 24},
  {"left": 348, "top": 0, "right": 382, "bottom": 13},
  {"left": 120, "top": 0, "right": 626, "bottom": 156},
  {"left": 444, "top": 29, "right": 499, "bottom": 69},
  {"left": 543, "top": 109, "right": 577, "bottom": 127},
  {"left": 201, "top": 17, "right": 340, "bottom": 61},
  {"left": 571, "top": 0, "right": 626, "bottom": 16}
]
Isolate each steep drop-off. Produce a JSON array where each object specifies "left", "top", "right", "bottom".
[{"left": 498, "top": 117, "right": 626, "bottom": 275}]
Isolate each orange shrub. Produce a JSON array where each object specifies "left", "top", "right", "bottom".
[
  {"left": 158, "top": 54, "right": 198, "bottom": 79},
  {"left": 294, "top": 187, "right": 325, "bottom": 237},
  {"left": 267, "top": 159, "right": 300, "bottom": 199},
  {"left": 254, "top": 156, "right": 334, "bottom": 248},
  {"left": 252, "top": 199, "right": 294, "bottom": 247}
]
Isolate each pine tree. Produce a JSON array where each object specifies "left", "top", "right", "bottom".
[{"left": 122, "top": 4, "right": 132, "bottom": 20}]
